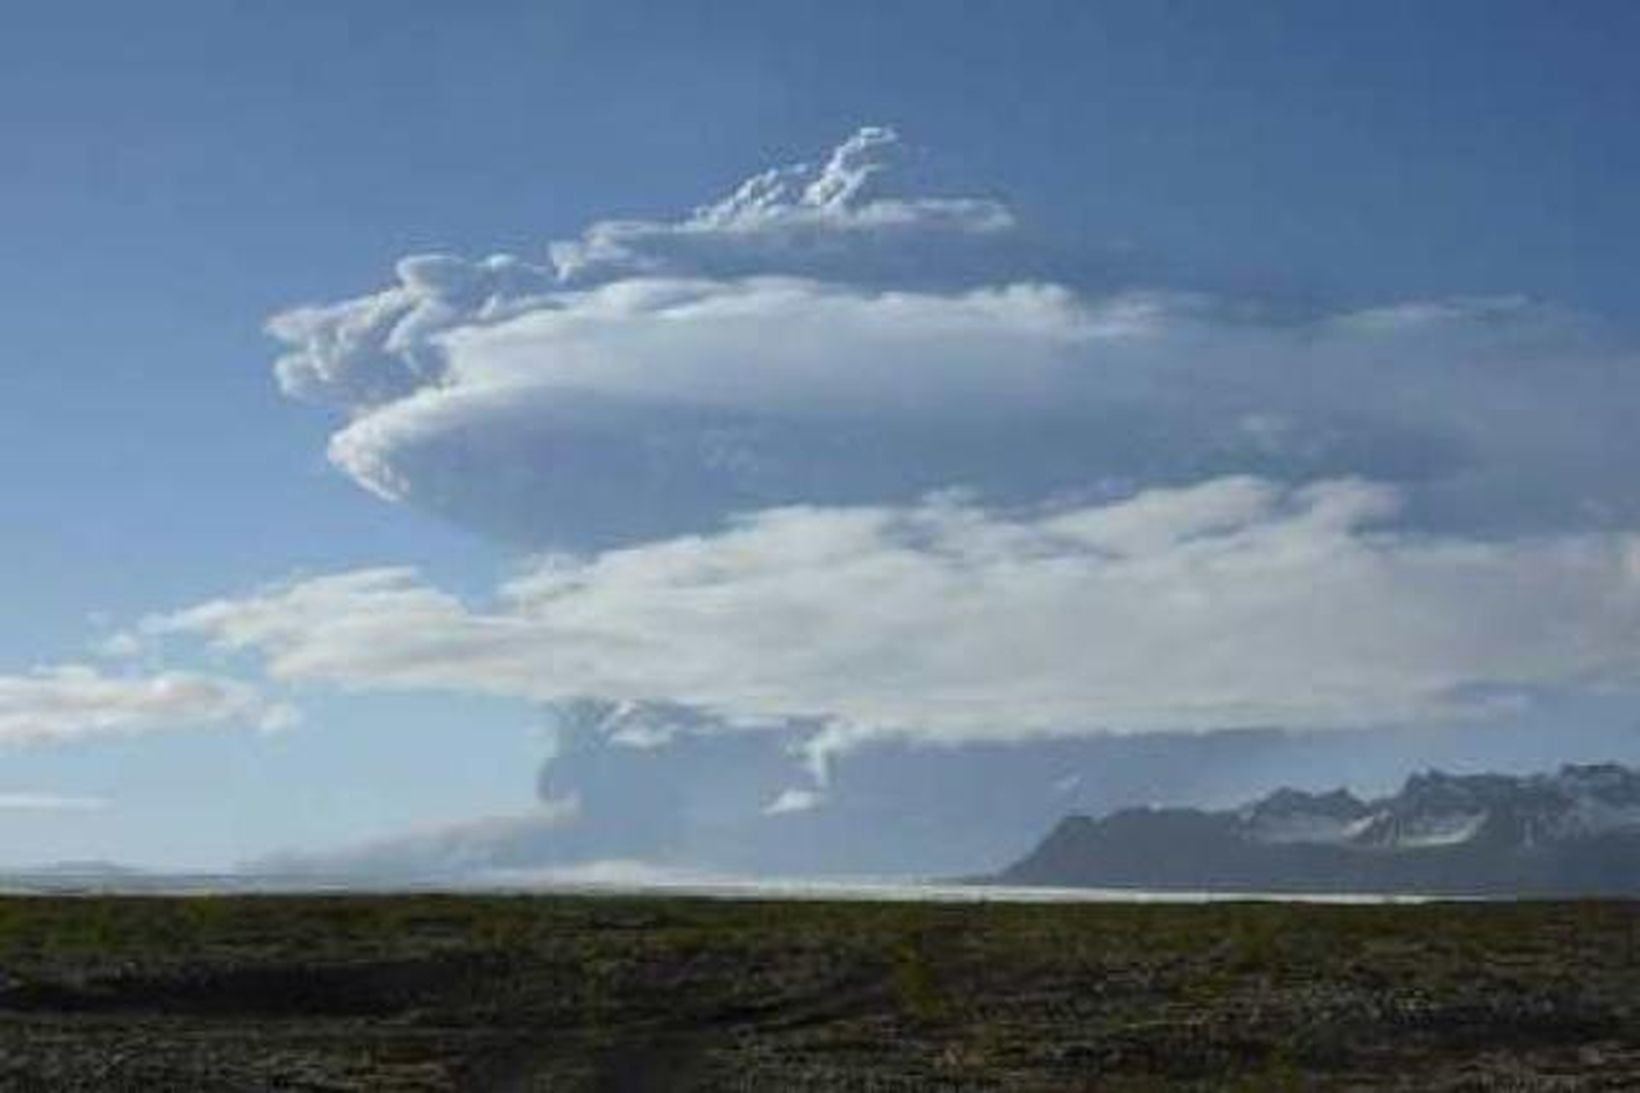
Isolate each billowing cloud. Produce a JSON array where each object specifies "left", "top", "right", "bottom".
[
  {"left": 267, "top": 126, "right": 1015, "bottom": 414},
  {"left": 548, "top": 125, "right": 1018, "bottom": 288},
  {"left": 139, "top": 125, "right": 1640, "bottom": 876},
  {"left": 0, "top": 664, "right": 288, "bottom": 746},
  {"left": 144, "top": 477, "right": 1640, "bottom": 754},
  {"left": 265, "top": 127, "right": 1640, "bottom": 547}
]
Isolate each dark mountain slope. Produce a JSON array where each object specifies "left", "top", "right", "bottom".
[{"left": 997, "top": 763, "right": 1640, "bottom": 896}]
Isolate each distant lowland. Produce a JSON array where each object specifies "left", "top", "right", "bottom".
[
  {"left": 994, "top": 762, "right": 1640, "bottom": 897},
  {"left": 11, "top": 762, "right": 1640, "bottom": 901}
]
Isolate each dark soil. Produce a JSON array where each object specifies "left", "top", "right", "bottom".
[{"left": 0, "top": 894, "right": 1637, "bottom": 1089}]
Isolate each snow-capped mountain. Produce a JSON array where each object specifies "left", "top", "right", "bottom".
[
  {"left": 1242, "top": 765, "right": 1640, "bottom": 850},
  {"left": 995, "top": 763, "right": 1640, "bottom": 896}
]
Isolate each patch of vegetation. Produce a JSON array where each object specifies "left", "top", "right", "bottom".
[{"left": 0, "top": 895, "right": 1635, "bottom": 1089}]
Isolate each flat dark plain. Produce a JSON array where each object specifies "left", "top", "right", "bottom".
[{"left": 0, "top": 894, "right": 1637, "bottom": 1090}]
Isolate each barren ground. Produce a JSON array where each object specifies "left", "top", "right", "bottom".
[{"left": 0, "top": 894, "right": 1637, "bottom": 1089}]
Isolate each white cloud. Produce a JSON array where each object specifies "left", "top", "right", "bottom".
[
  {"left": 0, "top": 664, "right": 284, "bottom": 746},
  {"left": 267, "top": 126, "right": 1012, "bottom": 415},
  {"left": 549, "top": 125, "right": 1016, "bottom": 287},
  {"left": 0, "top": 792, "right": 108, "bottom": 812},
  {"left": 764, "top": 787, "right": 825, "bottom": 816},
  {"left": 146, "top": 476, "right": 1640, "bottom": 751},
  {"left": 265, "top": 128, "right": 1640, "bottom": 548},
  {"left": 224, "top": 127, "right": 1640, "bottom": 776}
]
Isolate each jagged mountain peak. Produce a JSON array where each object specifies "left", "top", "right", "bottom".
[{"left": 996, "top": 760, "right": 1640, "bottom": 896}]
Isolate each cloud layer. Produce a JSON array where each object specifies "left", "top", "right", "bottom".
[
  {"left": 0, "top": 664, "right": 286, "bottom": 746},
  {"left": 146, "top": 477, "right": 1640, "bottom": 754},
  {"left": 267, "top": 128, "right": 1640, "bottom": 548}
]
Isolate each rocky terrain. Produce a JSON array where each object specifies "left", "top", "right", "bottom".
[
  {"left": 997, "top": 763, "right": 1640, "bottom": 896},
  {"left": 0, "top": 894, "right": 1639, "bottom": 1089}
]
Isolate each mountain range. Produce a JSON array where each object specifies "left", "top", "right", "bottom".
[{"left": 994, "top": 763, "right": 1640, "bottom": 896}]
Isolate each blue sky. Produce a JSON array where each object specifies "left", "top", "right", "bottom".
[{"left": 3, "top": 2, "right": 1639, "bottom": 872}]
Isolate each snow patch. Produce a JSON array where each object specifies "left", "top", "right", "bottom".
[{"left": 1392, "top": 811, "right": 1487, "bottom": 848}]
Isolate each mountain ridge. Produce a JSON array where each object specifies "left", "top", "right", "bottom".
[{"left": 995, "top": 762, "right": 1640, "bottom": 896}]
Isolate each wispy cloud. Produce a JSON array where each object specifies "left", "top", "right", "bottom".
[
  {"left": 0, "top": 664, "right": 289, "bottom": 746},
  {"left": 0, "top": 792, "right": 108, "bottom": 812},
  {"left": 763, "top": 787, "right": 825, "bottom": 816},
  {"left": 250, "top": 796, "right": 582, "bottom": 879}
]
